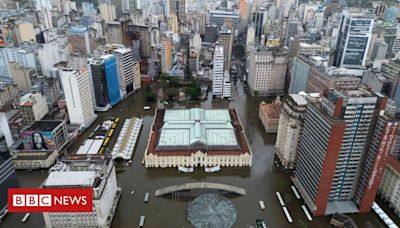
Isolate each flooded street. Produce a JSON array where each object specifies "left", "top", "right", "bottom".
[{"left": 2, "top": 80, "right": 397, "bottom": 228}]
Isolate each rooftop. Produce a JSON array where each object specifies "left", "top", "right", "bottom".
[
  {"left": 26, "top": 120, "right": 63, "bottom": 132},
  {"left": 44, "top": 171, "right": 96, "bottom": 187},
  {"left": 259, "top": 101, "right": 281, "bottom": 120}
]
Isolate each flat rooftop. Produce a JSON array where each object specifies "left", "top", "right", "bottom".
[
  {"left": 26, "top": 120, "right": 63, "bottom": 132},
  {"left": 44, "top": 171, "right": 96, "bottom": 187}
]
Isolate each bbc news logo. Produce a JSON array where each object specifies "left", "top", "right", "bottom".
[{"left": 8, "top": 188, "right": 93, "bottom": 212}]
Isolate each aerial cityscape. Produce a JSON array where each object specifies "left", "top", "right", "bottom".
[{"left": 1, "top": 0, "right": 400, "bottom": 227}]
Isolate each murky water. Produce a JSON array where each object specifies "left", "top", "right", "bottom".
[{"left": 2, "top": 81, "right": 398, "bottom": 228}]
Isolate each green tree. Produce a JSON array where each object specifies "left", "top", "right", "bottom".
[
  {"left": 184, "top": 81, "right": 201, "bottom": 100},
  {"left": 144, "top": 85, "right": 156, "bottom": 102},
  {"left": 169, "top": 76, "right": 180, "bottom": 88},
  {"left": 165, "top": 88, "right": 179, "bottom": 100}
]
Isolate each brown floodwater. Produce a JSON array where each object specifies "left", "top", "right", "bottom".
[{"left": 2, "top": 81, "right": 398, "bottom": 228}]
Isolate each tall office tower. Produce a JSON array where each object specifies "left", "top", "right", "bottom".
[
  {"left": 60, "top": 69, "right": 97, "bottom": 129},
  {"left": 369, "top": 39, "right": 388, "bottom": 61},
  {"left": 167, "top": 15, "right": 179, "bottom": 33},
  {"left": 314, "top": 8, "right": 324, "bottom": 32},
  {"left": 246, "top": 25, "right": 255, "bottom": 48},
  {"left": 222, "top": 71, "right": 231, "bottom": 98},
  {"left": 107, "top": 22, "right": 123, "bottom": 44},
  {"left": 293, "top": 88, "right": 390, "bottom": 216},
  {"left": 169, "top": 0, "right": 187, "bottom": 23},
  {"left": 89, "top": 55, "right": 121, "bottom": 111},
  {"left": 381, "top": 59, "right": 400, "bottom": 107},
  {"left": 130, "top": 24, "right": 152, "bottom": 58},
  {"left": 19, "top": 92, "right": 49, "bottom": 125},
  {"left": 239, "top": 0, "right": 249, "bottom": 19},
  {"left": 355, "top": 105, "right": 399, "bottom": 212},
  {"left": 248, "top": 46, "right": 287, "bottom": 96},
  {"left": 0, "top": 46, "right": 37, "bottom": 78},
  {"left": 209, "top": 10, "right": 240, "bottom": 30},
  {"left": 114, "top": 47, "right": 134, "bottom": 95},
  {"left": 275, "top": 94, "right": 308, "bottom": 169},
  {"left": 218, "top": 27, "right": 233, "bottom": 71},
  {"left": 160, "top": 35, "right": 172, "bottom": 73},
  {"left": 212, "top": 46, "right": 224, "bottom": 97},
  {"left": 253, "top": 9, "right": 268, "bottom": 43},
  {"left": 37, "top": 42, "right": 61, "bottom": 76},
  {"left": 285, "top": 19, "right": 301, "bottom": 46},
  {"left": 99, "top": 3, "right": 116, "bottom": 23},
  {"left": 14, "top": 22, "right": 35, "bottom": 44},
  {"left": 9, "top": 62, "right": 33, "bottom": 93},
  {"left": 69, "top": 26, "right": 96, "bottom": 55},
  {"left": 334, "top": 9, "right": 374, "bottom": 69},
  {"left": 42, "top": 157, "right": 121, "bottom": 228},
  {"left": 33, "top": 0, "right": 51, "bottom": 10},
  {"left": 39, "top": 76, "right": 62, "bottom": 109}
]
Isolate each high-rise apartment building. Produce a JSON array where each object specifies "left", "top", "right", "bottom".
[
  {"left": 222, "top": 71, "right": 231, "bottom": 98},
  {"left": 0, "top": 46, "right": 37, "bottom": 78},
  {"left": 218, "top": 27, "right": 233, "bottom": 71},
  {"left": 0, "top": 151, "right": 19, "bottom": 220},
  {"left": 293, "top": 88, "right": 394, "bottom": 215},
  {"left": 210, "top": 10, "right": 240, "bottom": 30},
  {"left": 212, "top": 46, "right": 224, "bottom": 97},
  {"left": 60, "top": 69, "right": 97, "bottom": 129},
  {"left": 114, "top": 48, "right": 135, "bottom": 95},
  {"left": 253, "top": 9, "right": 268, "bottom": 43},
  {"left": 9, "top": 62, "right": 33, "bottom": 93},
  {"left": 107, "top": 22, "right": 123, "bottom": 44},
  {"left": 39, "top": 76, "right": 62, "bottom": 109},
  {"left": 19, "top": 92, "right": 49, "bottom": 125},
  {"left": 160, "top": 35, "right": 172, "bottom": 73},
  {"left": 169, "top": 0, "right": 187, "bottom": 23},
  {"left": 89, "top": 55, "right": 121, "bottom": 111},
  {"left": 275, "top": 94, "right": 308, "bottom": 169},
  {"left": 69, "top": 26, "right": 97, "bottom": 55},
  {"left": 248, "top": 46, "right": 287, "bottom": 96},
  {"left": 99, "top": 3, "right": 116, "bottom": 23},
  {"left": 334, "top": 9, "right": 374, "bottom": 69},
  {"left": 0, "top": 83, "right": 19, "bottom": 109}
]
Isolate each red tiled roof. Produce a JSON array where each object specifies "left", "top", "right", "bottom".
[{"left": 259, "top": 102, "right": 281, "bottom": 120}]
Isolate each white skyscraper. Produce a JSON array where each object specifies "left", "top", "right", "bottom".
[
  {"left": 60, "top": 69, "right": 97, "bottom": 129},
  {"left": 222, "top": 71, "right": 231, "bottom": 98},
  {"left": 212, "top": 46, "right": 224, "bottom": 97},
  {"left": 334, "top": 9, "right": 374, "bottom": 69},
  {"left": 114, "top": 48, "right": 134, "bottom": 95}
]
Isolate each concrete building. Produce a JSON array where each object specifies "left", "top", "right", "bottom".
[
  {"left": 381, "top": 59, "right": 400, "bottom": 107},
  {"left": 297, "top": 43, "right": 326, "bottom": 56},
  {"left": 15, "top": 22, "right": 35, "bottom": 43},
  {"left": 379, "top": 155, "right": 400, "bottom": 217},
  {"left": 39, "top": 76, "right": 62, "bottom": 109},
  {"left": 222, "top": 71, "right": 231, "bottom": 98},
  {"left": 0, "top": 150, "right": 19, "bottom": 220},
  {"left": 189, "top": 48, "right": 199, "bottom": 72},
  {"left": 212, "top": 46, "right": 224, "bottom": 97},
  {"left": 293, "top": 89, "right": 392, "bottom": 215},
  {"left": 285, "top": 19, "right": 301, "bottom": 46},
  {"left": 133, "top": 62, "right": 141, "bottom": 90},
  {"left": 68, "top": 26, "right": 96, "bottom": 55},
  {"left": 43, "top": 156, "right": 121, "bottom": 228},
  {"left": 99, "top": 3, "right": 116, "bottom": 23},
  {"left": 107, "top": 22, "right": 123, "bottom": 44},
  {"left": 306, "top": 66, "right": 361, "bottom": 94},
  {"left": 160, "top": 35, "right": 172, "bottom": 73},
  {"left": 246, "top": 25, "right": 255, "bottom": 48},
  {"left": 362, "top": 69, "right": 386, "bottom": 94},
  {"left": 248, "top": 46, "right": 288, "bottom": 96},
  {"left": 9, "top": 62, "right": 33, "bottom": 93},
  {"left": 114, "top": 48, "right": 134, "bottom": 95},
  {"left": 82, "top": 2, "right": 95, "bottom": 16},
  {"left": 88, "top": 55, "right": 121, "bottom": 111},
  {"left": 334, "top": 9, "right": 374, "bottom": 69},
  {"left": 169, "top": 0, "right": 187, "bottom": 23},
  {"left": 60, "top": 69, "right": 97, "bottom": 129},
  {"left": 384, "top": 7, "right": 398, "bottom": 23},
  {"left": 369, "top": 39, "right": 388, "bottom": 61},
  {"left": 218, "top": 27, "right": 233, "bottom": 72},
  {"left": 0, "top": 46, "right": 37, "bottom": 78},
  {"left": 275, "top": 94, "right": 308, "bottom": 169},
  {"left": 253, "top": 9, "right": 268, "bottom": 43},
  {"left": 19, "top": 93, "right": 49, "bottom": 125},
  {"left": 37, "top": 41, "right": 62, "bottom": 76},
  {"left": 288, "top": 56, "right": 314, "bottom": 94},
  {"left": 210, "top": 10, "right": 240, "bottom": 31},
  {"left": 259, "top": 98, "right": 282, "bottom": 133},
  {"left": 144, "top": 108, "right": 252, "bottom": 168},
  {"left": 0, "top": 83, "right": 19, "bottom": 109}
]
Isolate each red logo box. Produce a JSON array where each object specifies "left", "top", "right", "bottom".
[{"left": 8, "top": 188, "right": 93, "bottom": 212}]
